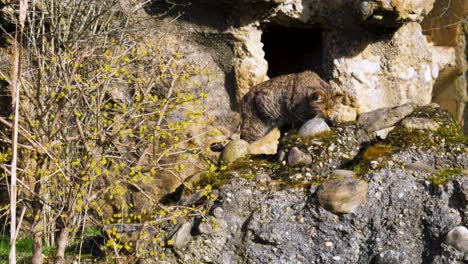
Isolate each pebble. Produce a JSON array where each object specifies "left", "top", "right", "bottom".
[
  {"left": 298, "top": 117, "right": 331, "bottom": 138},
  {"left": 446, "top": 226, "right": 468, "bottom": 252},
  {"left": 317, "top": 178, "right": 369, "bottom": 214},
  {"left": 219, "top": 139, "right": 250, "bottom": 165},
  {"left": 288, "top": 147, "right": 312, "bottom": 166}
]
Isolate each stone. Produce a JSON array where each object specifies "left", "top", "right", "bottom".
[
  {"left": 401, "top": 117, "right": 441, "bottom": 131},
  {"left": 298, "top": 117, "right": 331, "bottom": 138},
  {"left": 289, "top": 173, "right": 304, "bottom": 181},
  {"left": 358, "top": 103, "right": 415, "bottom": 132},
  {"left": 248, "top": 127, "right": 280, "bottom": 155},
  {"left": 256, "top": 172, "right": 272, "bottom": 183},
  {"left": 219, "top": 139, "right": 250, "bottom": 165},
  {"left": 446, "top": 226, "right": 468, "bottom": 252},
  {"left": 171, "top": 222, "right": 193, "bottom": 249},
  {"left": 317, "top": 178, "right": 369, "bottom": 214},
  {"left": 404, "top": 161, "right": 436, "bottom": 173},
  {"left": 198, "top": 219, "right": 227, "bottom": 234},
  {"left": 178, "top": 191, "right": 205, "bottom": 206},
  {"left": 372, "top": 126, "right": 395, "bottom": 139},
  {"left": 373, "top": 250, "right": 411, "bottom": 264},
  {"left": 287, "top": 147, "right": 312, "bottom": 167}
]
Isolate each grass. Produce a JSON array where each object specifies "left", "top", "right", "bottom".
[
  {"left": 0, "top": 235, "right": 34, "bottom": 264},
  {"left": 0, "top": 227, "right": 103, "bottom": 264}
]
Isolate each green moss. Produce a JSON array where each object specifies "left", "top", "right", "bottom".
[
  {"left": 362, "top": 144, "right": 394, "bottom": 160},
  {"left": 436, "top": 125, "right": 468, "bottom": 145},
  {"left": 429, "top": 168, "right": 463, "bottom": 186},
  {"left": 350, "top": 144, "right": 396, "bottom": 176}
]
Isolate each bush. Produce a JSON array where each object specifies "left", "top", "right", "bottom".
[{"left": 0, "top": 0, "right": 218, "bottom": 262}]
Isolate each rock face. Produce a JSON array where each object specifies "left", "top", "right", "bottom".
[
  {"left": 143, "top": 0, "right": 465, "bottom": 131},
  {"left": 154, "top": 106, "right": 468, "bottom": 264}
]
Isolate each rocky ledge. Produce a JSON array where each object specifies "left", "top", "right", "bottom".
[{"left": 141, "top": 104, "right": 467, "bottom": 264}]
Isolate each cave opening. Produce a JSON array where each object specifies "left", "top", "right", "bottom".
[{"left": 261, "top": 25, "right": 323, "bottom": 78}]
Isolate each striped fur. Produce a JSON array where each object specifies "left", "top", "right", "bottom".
[{"left": 240, "top": 71, "right": 342, "bottom": 142}]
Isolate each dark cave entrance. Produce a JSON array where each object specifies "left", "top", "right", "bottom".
[{"left": 261, "top": 25, "right": 323, "bottom": 78}]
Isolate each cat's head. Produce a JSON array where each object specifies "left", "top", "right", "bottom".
[{"left": 310, "top": 80, "right": 344, "bottom": 119}]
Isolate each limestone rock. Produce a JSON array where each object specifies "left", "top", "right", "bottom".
[
  {"left": 328, "top": 23, "right": 455, "bottom": 115},
  {"left": 287, "top": 147, "right": 312, "bottom": 167},
  {"left": 220, "top": 140, "right": 250, "bottom": 165},
  {"left": 298, "top": 117, "right": 331, "bottom": 138},
  {"left": 446, "top": 226, "right": 468, "bottom": 252},
  {"left": 171, "top": 222, "right": 193, "bottom": 249},
  {"left": 317, "top": 178, "right": 369, "bottom": 214},
  {"left": 358, "top": 103, "right": 415, "bottom": 132},
  {"left": 404, "top": 161, "right": 436, "bottom": 173},
  {"left": 232, "top": 25, "right": 269, "bottom": 103},
  {"left": 401, "top": 117, "right": 441, "bottom": 131},
  {"left": 248, "top": 128, "right": 280, "bottom": 155}
]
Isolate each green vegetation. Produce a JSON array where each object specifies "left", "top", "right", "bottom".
[
  {"left": 0, "top": 0, "right": 218, "bottom": 262},
  {"left": 429, "top": 168, "right": 464, "bottom": 186},
  {"left": 0, "top": 235, "right": 53, "bottom": 264}
]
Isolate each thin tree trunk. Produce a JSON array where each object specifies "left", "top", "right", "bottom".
[
  {"left": 55, "top": 227, "right": 69, "bottom": 264},
  {"left": 31, "top": 218, "right": 44, "bottom": 264},
  {"left": 9, "top": 1, "right": 28, "bottom": 263},
  {"left": 31, "top": 173, "right": 44, "bottom": 264}
]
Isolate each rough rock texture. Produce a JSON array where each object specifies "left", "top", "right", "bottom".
[
  {"left": 328, "top": 23, "right": 454, "bottom": 114},
  {"left": 422, "top": 0, "right": 468, "bottom": 126},
  {"left": 153, "top": 106, "right": 468, "bottom": 264}
]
